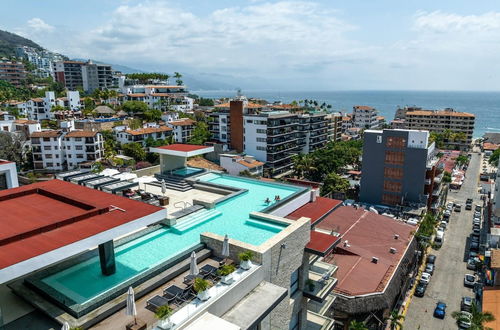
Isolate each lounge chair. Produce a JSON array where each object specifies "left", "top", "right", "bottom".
[
  {"left": 200, "top": 264, "right": 218, "bottom": 280},
  {"left": 146, "top": 295, "right": 170, "bottom": 310},
  {"left": 164, "top": 285, "right": 189, "bottom": 306}
]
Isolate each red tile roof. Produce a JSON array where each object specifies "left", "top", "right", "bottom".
[
  {"left": 30, "top": 130, "right": 62, "bottom": 138},
  {"left": 156, "top": 144, "right": 210, "bottom": 152},
  {"left": 305, "top": 231, "right": 340, "bottom": 256},
  {"left": 0, "top": 160, "right": 13, "bottom": 165},
  {"left": 125, "top": 126, "right": 172, "bottom": 136},
  {"left": 484, "top": 142, "right": 499, "bottom": 151},
  {"left": 354, "top": 105, "right": 375, "bottom": 111},
  {"left": 169, "top": 119, "right": 196, "bottom": 126},
  {"left": 317, "top": 206, "right": 415, "bottom": 296},
  {"left": 287, "top": 197, "right": 342, "bottom": 224},
  {"left": 65, "top": 130, "right": 99, "bottom": 138},
  {"left": 0, "top": 180, "right": 162, "bottom": 269}
]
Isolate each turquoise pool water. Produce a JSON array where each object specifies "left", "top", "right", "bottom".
[
  {"left": 172, "top": 166, "right": 203, "bottom": 177},
  {"left": 41, "top": 173, "right": 300, "bottom": 304}
]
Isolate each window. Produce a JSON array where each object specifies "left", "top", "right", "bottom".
[
  {"left": 382, "top": 193, "right": 401, "bottom": 205},
  {"left": 384, "top": 167, "right": 404, "bottom": 179},
  {"left": 43, "top": 137, "right": 50, "bottom": 142},
  {"left": 256, "top": 137, "right": 266, "bottom": 142},
  {"left": 68, "top": 154, "right": 72, "bottom": 158},
  {"left": 256, "top": 146, "right": 266, "bottom": 151},
  {"left": 45, "top": 154, "right": 52, "bottom": 159},
  {"left": 246, "top": 120, "right": 253, "bottom": 124},
  {"left": 290, "top": 268, "right": 300, "bottom": 295},
  {"left": 256, "top": 129, "right": 266, "bottom": 134},
  {"left": 289, "top": 310, "right": 300, "bottom": 330},
  {"left": 76, "top": 145, "right": 83, "bottom": 150},
  {"left": 75, "top": 137, "right": 82, "bottom": 142},
  {"left": 43, "top": 146, "right": 51, "bottom": 151},
  {"left": 46, "top": 162, "right": 53, "bottom": 167},
  {"left": 383, "top": 180, "right": 402, "bottom": 193},
  {"left": 221, "top": 134, "right": 227, "bottom": 139},
  {"left": 386, "top": 136, "right": 406, "bottom": 148},
  {"left": 385, "top": 151, "right": 405, "bottom": 165},
  {"left": 67, "top": 146, "right": 71, "bottom": 150},
  {"left": 76, "top": 154, "right": 84, "bottom": 159}
]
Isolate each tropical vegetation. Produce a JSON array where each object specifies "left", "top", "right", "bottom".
[
  {"left": 429, "top": 129, "right": 467, "bottom": 150},
  {"left": 154, "top": 305, "right": 173, "bottom": 320},
  {"left": 217, "top": 264, "right": 236, "bottom": 277},
  {"left": 348, "top": 320, "right": 368, "bottom": 330},
  {"left": 238, "top": 251, "right": 254, "bottom": 262},
  {"left": 385, "top": 310, "right": 405, "bottom": 330},
  {"left": 452, "top": 301, "right": 495, "bottom": 330},
  {"left": 193, "top": 277, "right": 211, "bottom": 293},
  {"left": 489, "top": 149, "right": 500, "bottom": 167}
]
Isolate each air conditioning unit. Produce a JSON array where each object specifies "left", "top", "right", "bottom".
[
  {"left": 394, "top": 234, "right": 399, "bottom": 240},
  {"left": 371, "top": 257, "right": 379, "bottom": 264},
  {"left": 390, "top": 247, "right": 397, "bottom": 254}
]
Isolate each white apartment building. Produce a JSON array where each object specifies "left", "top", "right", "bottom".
[
  {"left": 64, "top": 131, "right": 104, "bottom": 169},
  {"left": 160, "top": 111, "right": 180, "bottom": 123},
  {"left": 31, "top": 130, "right": 104, "bottom": 171},
  {"left": 56, "top": 91, "right": 81, "bottom": 111},
  {"left": 27, "top": 91, "right": 56, "bottom": 121},
  {"left": 166, "top": 118, "right": 196, "bottom": 143},
  {"left": 220, "top": 154, "right": 264, "bottom": 176},
  {"left": 0, "top": 119, "right": 41, "bottom": 139},
  {"left": 123, "top": 85, "right": 194, "bottom": 112},
  {"left": 0, "top": 160, "right": 19, "bottom": 190},
  {"left": 31, "top": 130, "right": 65, "bottom": 171},
  {"left": 15, "top": 46, "right": 64, "bottom": 78},
  {"left": 352, "top": 105, "right": 379, "bottom": 129},
  {"left": 115, "top": 125, "right": 172, "bottom": 147}
]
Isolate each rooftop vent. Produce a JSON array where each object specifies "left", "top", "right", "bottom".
[
  {"left": 394, "top": 234, "right": 399, "bottom": 240},
  {"left": 343, "top": 240, "right": 350, "bottom": 248},
  {"left": 371, "top": 257, "right": 379, "bottom": 264},
  {"left": 390, "top": 247, "right": 397, "bottom": 254}
]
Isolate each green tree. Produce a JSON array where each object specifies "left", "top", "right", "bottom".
[
  {"left": 122, "top": 101, "right": 149, "bottom": 114},
  {"left": 50, "top": 104, "right": 67, "bottom": 112},
  {"left": 292, "top": 153, "right": 317, "bottom": 180},
  {"left": 320, "top": 172, "right": 350, "bottom": 197},
  {"left": 188, "top": 121, "right": 211, "bottom": 145},
  {"left": 349, "top": 320, "right": 368, "bottom": 330},
  {"left": 127, "top": 118, "right": 143, "bottom": 130},
  {"left": 489, "top": 149, "right": 500, "bottom": 167},
  {"left": 198, "top": 98, "right": 214, "bottom": 106},
  {"left": 174, "top": 72, "right": 183, "bottom": 86},
  {"left": 452, "top": 301, "right": 494, "bottom": 330},
  {"left": 122, "top": 142, "right": 146, "bottom": 161},
  {"left": 125, "top": 73, "right": 170, "bottom": 83},
  {"left": 0, "top": 131, "right": 26, "bottom": 167},
  {"left": 385, "top": 310, "right": 405, "bottom": 330},
  {"left": 143, "top": 109, "right": 162, "bottom": 122},
  {"left": 443, "top": 171, "right": 452, "bottom": 183},
  {"left": 456, "top": 155, "right": 468, "bottom": 166}
]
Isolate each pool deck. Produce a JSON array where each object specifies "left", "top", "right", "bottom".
[
  {"left": 137, "top": 182, "right": 223, "bottom": 213},
  {"left": 89, "top": 257, "right": 221, "bottom": 330}
]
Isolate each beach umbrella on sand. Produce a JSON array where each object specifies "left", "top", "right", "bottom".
[
  {"left": 222, "top": 235, "right": 230, "bottom": 260},
  {"left": 161, "top": 179, "right": 167, "bottom": 195},
  {"left": 125, "top": 286, "right": 137, "bottom": 325},
  {"left": 190, "top": 251, "right": 199, "bottom": 276},
  {"left": 61, "top": 321, "right": 70, "bottom": 330}
]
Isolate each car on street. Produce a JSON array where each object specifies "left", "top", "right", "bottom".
[
  {"left": 447, "top": 202, "right": 454, "bottom": 211},
  {"left": 455, "top": 204, "right": 462, "bottom": 212},
  {"left": 466, "top": 198, "right": 473, "bottom": 204},
  {"left": 461, "top": 296, "right": 474, "bottom": 312},
  {"left": 458, "top": 311, "right": 472, "bottom": 328},
  {"left": 473, "top": 219, "right": 481, "bottom": 226},
  {"left": 425, "top": 263, "right": 435, "bottom": 275},
  {"left": 444, "top": 210, "right": 451, "bottom": 218},
  {"left": 433, "top": 301, "right": 447, "bottom": 319},
  {"left": 440, "top": 221, "right": 447, "bottom": 229},
  {"left": 466, "top": 204, "right": 472, "bottom": 210},
  {"left": 464, "top": 274, "right": 476, "bottom": 287},
  {"left": 475, "top": 205, "right": 482, "bottom": 212},
  {"left": 470, "top": 241, "right": 479, "bottom": 252},
  {"left": 466, "top": 258, "right": 477, "bottom": 270},
  {"left": 471, "top": 235, "right": 479, "bottom": 243},
  {"left": 473, "top": 228, "right": 481, "bottom": 236},
  {"left": 427, "top": 254, "right": 436, "bottom": 264},
  {"left": 474, "top": 211, "right": 481, "bottom": 218},
  {"left": 469, "top": 251, "right": 478, "bottom": 259},
  {"left": 414, "top": 283, "right": 427, "bottom": 297},
  {"left": 420, "top": 272, "right": 431, "bottom": 284}
]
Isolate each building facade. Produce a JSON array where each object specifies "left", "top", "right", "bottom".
[
  {"left": 0, "top": 60, "right": 27, "bottom": 87},
  {"left": 352, "top": 105, "right": 379, "bottom": 129},
  {"left": 115, "top": 126, "right": 173, "bottom": 147},
  {"left": 219, "top": 154, "right": 264, "bottom": 176},
  {"left": 166, "top": 118, "right": 196, "bottom": 143},
  {"left": 64, "top": 131, "right": 104, "bottom": 169},
  {"left": 360, "top": 129, "right": 437, "bottom": 207}
]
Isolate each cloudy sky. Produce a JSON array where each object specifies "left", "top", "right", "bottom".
[{"left": 2, "top": 0, "right": 500, "bottom": 90}]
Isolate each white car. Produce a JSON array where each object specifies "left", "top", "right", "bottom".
[
  {"left": 458, "top": 311, "right": 472, "bottom": 328},
  {"left": 420, "top": 272, "right": 431, "bottom": 284}
]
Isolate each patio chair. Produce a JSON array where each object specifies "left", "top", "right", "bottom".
[
  {"left": 164, "top": 284, "right": 188, "bottom": 306},
  {"left": 200, "top": 264, "right": 218, "bottom": 280},
  {"left": 146, "top": 295, "right": 170, "bottom": 310}
]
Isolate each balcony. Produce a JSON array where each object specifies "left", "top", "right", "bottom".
[
  {"left": 267, "top": 136, "right": 299, "bottom": 146},
  {"left": 425, "top": 178, "right": 431, "bottom": 185},
  {"left": 267, "top": 144, "right": 299, "bottom": 154},
  {"left": 306, "top": 311, "right": 335, "bottom": 330},
  {"left": 303, "top": 259, "right": 338, "bottom": 303}
]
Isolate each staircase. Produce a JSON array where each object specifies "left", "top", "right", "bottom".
[
  {"left": 171, "top": 208, "right": 222, "bottom": 233},
  {"left": 245, "top": 219, "right": 285, "bottom": 233},
  {"left": 154, "top": 174, "right": 193, "bottom": 192}
]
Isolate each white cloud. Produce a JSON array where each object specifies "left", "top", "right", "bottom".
[
  {"left": 27, "top": 18, "right": 55, "bottom": 33},
  {"left": 413, "top": 11, "right": 500, "bottom": 33}
]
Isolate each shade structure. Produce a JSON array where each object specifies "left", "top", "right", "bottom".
[
  {"left": 222, "top": 234, "right": 230, "bottom": 258},
  {"left": 61, "top": 322, "right": 70, "bottom": 330},
  {"left": 190, "top": 251, "right": 199, "bottom": 276},
  {"left": 125, "top": 286, "right": 137, "bottom": 324},
  {"left": 161, "top": 179, "right": 167, "bottom": 194},
  {"left": 100, "top": 168, "right": 120, "bottom": 176}
]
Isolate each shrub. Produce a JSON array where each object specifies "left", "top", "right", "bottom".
[
  {"left": 154, "top": 305, "right": 173, "bottom": 320},
  {"left": 193, "top": 278, "right": 211, "bottom": 293},
  {"left": 217, "top": 264, "right": 236, "bottom": 276},
  {"left": 238, "top": 251, "right": 254, "bottom": 262}
]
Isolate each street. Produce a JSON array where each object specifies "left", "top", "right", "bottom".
[{"left": 404, "top": 151, "right": 482, "bottom": 330}]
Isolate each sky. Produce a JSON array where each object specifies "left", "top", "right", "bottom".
[{"left": 2, "top": 0, "right": 500, "bottom": 91}]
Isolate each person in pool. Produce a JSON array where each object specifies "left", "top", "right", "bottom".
[
  {"left": 265, "top": 197, "right": 271, "bottom": 204},
  {"left": 275, "top": 195, "right": 281, "bottom": 201}
]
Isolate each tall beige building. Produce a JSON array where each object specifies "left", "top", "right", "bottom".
[{"left": 405, "top": 108, "right": 475, "bottom": 150}]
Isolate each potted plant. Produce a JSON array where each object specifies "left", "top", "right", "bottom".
[
  {"left": 305, "top": 279, "right": 315, "bottom": 292},
  {"left": 217, "top": 264, "right": 236, "bottom": 284},
  {"left": 238, "top": 251, "right": 254, "bottom": 270},
  {"left": 155, "top": 305, "right": 174, "bottom": 329},
  {"left": 194, "top": 277, "right": 211, "bottom": 301}
]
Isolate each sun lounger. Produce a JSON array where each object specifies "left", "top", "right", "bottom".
[{"left": 146, "top": 295, "right": 170, "bottom": 310}]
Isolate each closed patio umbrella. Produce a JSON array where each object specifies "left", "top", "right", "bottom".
[
  {"left": 222, "top": 234, "right": 230, "bottom": 259},
  {"left": 190, "top": 251, "right": 199, "bottom": 276},
  {"left": 125, "top": 286, "right": 137, "bottom": 325},
  {"left": 61, "top": 322, "right": 70, "bottom": 330},
  {"left": 161, "top": 179, "right": 167, "bottom": 195}
]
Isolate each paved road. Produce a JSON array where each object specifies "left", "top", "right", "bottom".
[{"left": 404, "top": 151, "right": 482, "bottom": 330}]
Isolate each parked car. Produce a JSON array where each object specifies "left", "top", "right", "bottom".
[
  {"left": 414, "top": 283, "right": 427, "bottom": 297},
  {"left": 440, "top": 221, "right": 448, "bottom": 229},
  {"left": 461, "top": 296, "right": 474, "bottom": 312},
  {"left": 425, "top": 263, "right": 435, "bottom": 275},
  {"left": 420, "top": 272, "right": 431, "bottom": 284},
  {"left": 473, "top": 218, "right": 481, "bottom": 226},
  {"left": 466, "top": 198, "right": 473, "bottom": 204},
  {"left": 466, "top": 258, "right": 477, "bottom": 270},
  {"left": 433, "top": 301, "right": 447, "bottom": 319},
  {"left": 466, "top": 204, "right": 472, "bottom": 210},
  {"left": 471, "top": 235, "right": 479, "bottom": 243},
  {"left": 474, "top": 211, "right": 481, "bottom": 218},
  {"left": 469, "top": 251, "right": 478, "bottom": 259},
  {"left": 475, "top": 205, "right": 482, "bottom": 212},
  {"left": 447, "top": 202, "right": 454, "bottom": 210},
  {"left": 473, "top": 228, "right": 481, "bottom": 236},
  {"left": 455, "top": 204, "right": 462, "bottom": 212},
  {"left": 470, "top": 241, "right": 479, "bottom": 252},
  {"left": 458, "top": 311, "right": 472, "bottom": 328},
  {"left": 464, "top": 274, "right": 476, "bottom": 287},
  {"left": 427, "top": 254, "right": 437, "bottom": 264}
]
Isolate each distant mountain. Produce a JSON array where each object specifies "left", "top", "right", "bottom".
[{"left": 0, "top": 29, "right": 44, "bottom": 58}]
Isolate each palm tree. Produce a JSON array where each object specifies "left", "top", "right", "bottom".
[
  {"left": 174, "top": 72, "right": 183, "bottom": 86},
  {"left": 385, "top": 310, "right": 405, "bottom": 330},
  {"left": 452, "top": 301, "right": 495, "bottom": 329},
  {"left": 349, "top": 320, "right": 368, "bottom": 330}
]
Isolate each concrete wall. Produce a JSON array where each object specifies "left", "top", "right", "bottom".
[
  {"left": 133, "top": 165, "right": 161, "bottom": 177},
  {"left": 160, "top": 154, "right": 186, "bottom": 172},
  {"left": 270, "top": 190, "right": 311, "bottom": 218}
]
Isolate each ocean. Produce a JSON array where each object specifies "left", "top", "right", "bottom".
[{"left": 193, "top": 90, "right": 500, "bottom": 138}]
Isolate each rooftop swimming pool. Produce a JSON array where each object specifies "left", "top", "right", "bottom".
[
  {"left": 171, "top": 166, "right": 204, "bottom": 177},
  {"left": 39, "top": 173, "right": 302, "bottom": 306}
]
